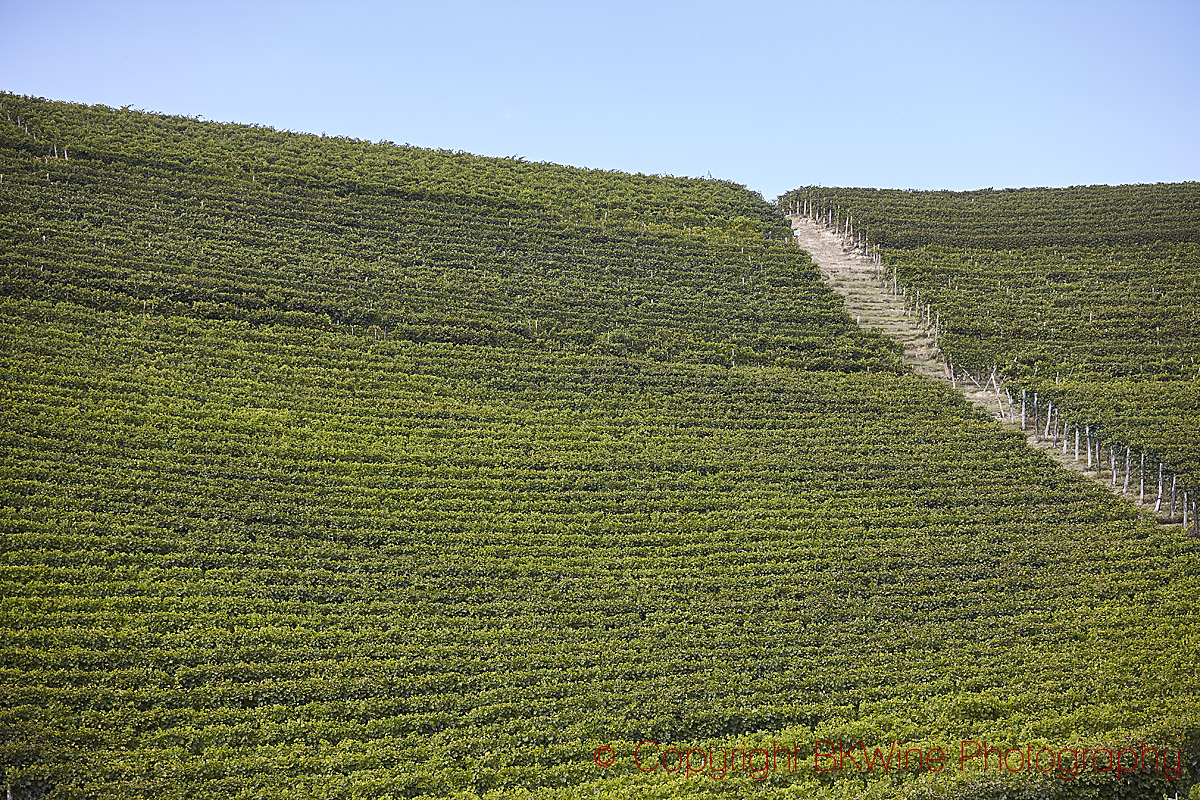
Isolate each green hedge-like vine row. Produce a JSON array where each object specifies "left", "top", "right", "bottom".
[
  {"left": 2, "top": 95, "right": 1199, "bottom": 799},
  {"left": 779, "top": 186, "right": 1200, "bottom": 496}
]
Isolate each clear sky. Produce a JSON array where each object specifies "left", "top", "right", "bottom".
[{"left": 3, "top": 0, "right": 1198, "bottom": 201}]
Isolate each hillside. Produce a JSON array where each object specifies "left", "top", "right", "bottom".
[
  {"left": 780, "top": 184, "right": 1200, "bottom": 505},
  {"left": 779, "top": 184, "right": 1200, "bottom": 250},
  {"left": 3, "top": 95, "right": 1200, "bottom": 799}
]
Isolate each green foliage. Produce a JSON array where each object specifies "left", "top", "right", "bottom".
[
  {"left": 781, "top": 185, "right": 1200, "bottom": 494},
  {"left": 778, "top": 184, "right": 1200, "bottom": 249},
  {"left": 3, "top": 95, "right": 1199, "bottom": 799}
]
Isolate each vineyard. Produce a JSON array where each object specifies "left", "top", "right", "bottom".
[
  {"left": 780, "top": 184, "right": 1200, "bottom": 519},
  {"left": 2, "top": 94, "right": 1200, "bottom": 799}
]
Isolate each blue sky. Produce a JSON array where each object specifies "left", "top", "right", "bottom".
[{"left": 3, "top": 0, "right": 1198, "bottom": 200}]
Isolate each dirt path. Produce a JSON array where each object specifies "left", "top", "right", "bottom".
[{"left": 788, "top": 214, "right": 1177, "bottom": 521}]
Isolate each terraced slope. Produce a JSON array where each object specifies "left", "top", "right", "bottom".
[
  {"left": 780, "top": 184, "right": 1200, "bottom": 513},
  {"left": 780, "top": 184, "right": 1200, "bottom": 250},
  {"left": 3, "top": 96, "right": 1200, "bottom": 799}
]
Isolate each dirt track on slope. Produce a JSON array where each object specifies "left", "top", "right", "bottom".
[{"left": 788, "top": 214, "right": 1180, "bottom": 522}]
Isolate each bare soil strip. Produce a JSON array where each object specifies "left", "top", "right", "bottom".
[{"left": 788, "top": 214, "right": 1176, "bottom": 520}]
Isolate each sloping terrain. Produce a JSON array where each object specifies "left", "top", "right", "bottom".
[
  {"left": 781, "top": 184, "right": 1200, "bottom": 512},
  {"left": 787, "top": 213, "right": 1196, "bottom": 528},
  {"left": 3, "top": 96, "right": 1200, "bottom": 799}
]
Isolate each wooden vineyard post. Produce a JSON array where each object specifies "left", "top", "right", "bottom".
[
  {"left": 1139, "top": 453, "right": 1145, "bottom": 503},
  {"left": 1123, "top": 447, "right": 1131, "bottom": 494},
  {"left": 1170, "top": 475, "right": 1177, "bottom": 519},
  {"left": 1021, "top": 390, "right": 1027, "bottom": 430},
  {"left": 1156, "top": 463, "right": 1164, "bottom": 513},
  {"left": 1075, "top": 425, "right": 1080, "bottom": 462},
  {"left": 1111, "top": 446, "right": 1118, "bottom": 487},
  {"left": 1086, "top": 425, "right": 1093, "bottom": 470}
]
